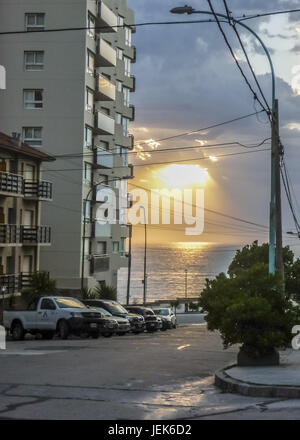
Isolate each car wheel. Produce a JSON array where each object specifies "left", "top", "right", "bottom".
[
  {"left": 160, "top": 327, "right": 167, "bottom": 331},
  {"left": 102, "top": 332, "right": 113, "bottom": 338},
  {"left": 91, "top": 332, "right": 100, "bottom": 339},
  {"left": 117, "top": 332, "right": 126, "bottom": 336},
  {"left": 57, "top": 320, "right": 69, "bottom": 339},
  {"left": 11, "top": 321, "right": 25, "bottom": 341}
]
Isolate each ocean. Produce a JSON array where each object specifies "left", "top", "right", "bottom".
[{"left": 117, "top": 242, "right": 240, "bottom": 303}]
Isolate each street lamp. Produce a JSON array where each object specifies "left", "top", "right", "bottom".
[
  {"left": 140, "top": 206, "right": 147, "bottom": 305},
  {"left": 184, "top": 269, "right": 188, "bottom": 312},
  {"left": 81, "top": 176, "right": 132, "bottom": 292},
  {"left": 170, "top": 5, "right": 282, "bottom": 278}
]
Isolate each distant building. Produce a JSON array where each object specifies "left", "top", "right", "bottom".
[
  {"left": 0, "top": 0, "right": 136, "bottom": 293},
  {"left": 0, "top": 131, "right": 55, "bottom": 294}
]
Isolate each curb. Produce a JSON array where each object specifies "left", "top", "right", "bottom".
[{"left": 215, "top": 365, "right": 300, "bottom": 398}]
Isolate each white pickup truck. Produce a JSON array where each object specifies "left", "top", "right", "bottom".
[{"left": 3, "top": 296, "right": 106, "bottom": 340}]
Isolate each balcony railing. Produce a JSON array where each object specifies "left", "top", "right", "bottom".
[
  {"left": 129, "top": 75, "right": 136, "bottom": 92},
  {"left": 94, "top": 111, "right": 115, "bottom": 135},
  {"left": 0, "top": 172, "right": 24, "bottom": 196},
  {"left": 24, "top": 180, "right": 53, "bottom": 200},
  {"left": 97, "top": 1, "right": 118, "bottom": 33},
  {"left": 90, "top": 254, "right": 110, "bottom": 273},
  {"left": 0, "top": 272, "right": 50, "bottom": 293},
  {"left": 95, "top": 74, "right": 116, "bottom": 102},
  {"left": 21, "top": 226, "right": 51, "bottom": 245},
  {"left": 0, "top": 225, "right": 21, "bottom": 244},
  {"left": 95, "top": 148, "right": 114, "bottom": 168},
  {"left": 95, "top": 39, "right": 116, "bottom": 68}
]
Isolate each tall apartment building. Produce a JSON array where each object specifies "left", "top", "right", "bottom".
[
  {"left": 0, "top": 132, "right": 54, "bottom": 294},
  {"left": 0, "top": 0, "right": 136, "bottom": 293}
]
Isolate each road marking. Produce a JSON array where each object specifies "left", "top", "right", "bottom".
[
  {"left": 177, "top": 344, "right": 191, "bottom": 351},
  {"left": 0, "top": 350, "right": 64, "bottom": 356}
]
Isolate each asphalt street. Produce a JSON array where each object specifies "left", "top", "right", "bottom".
[{"left": 1, "top": 322, "right": 300, "bottom": 420}]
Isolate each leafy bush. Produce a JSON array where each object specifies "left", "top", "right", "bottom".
[
  {"left": 93, "top": 284, "right": 117, "bottom": 301},
  {"left": 199, "top": 262, "right": 300, "bottom": 358},
  {"left": 22, "top": 272, "right": 56, "bottom": 305}
]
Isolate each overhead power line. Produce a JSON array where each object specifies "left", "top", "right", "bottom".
[
  {"left": 0, "top": 8, "right": 299, "bottom": 36},
  {"left": 206, "top": 0, "right": 269, "bottom": 116}
]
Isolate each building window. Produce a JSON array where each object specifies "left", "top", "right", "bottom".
[
  {"left": 24, "top": 51, "right": 44, "bottom": 70},
  {"left": 97, "top": 241, "right": 107, "bottom": 255},
  {"left": 117, "top": 48, "right": 123, "bottom": 60},
  {"left": 116, "top": 80, "right": 122, "bottom": 92},
  {"left": 84, "top": 201, "right": 91, "bottom": 222},
  {"left": 118, "top": 16, "right": 124, "bottom": 27},
  {"left": 115, "top": 113, "right": 122, "bottom": 125},
  {"left": 125, "top": 27, "right": 132, "bottom": 46},
  {"left": 87, "top": 50, "right": 95, "bottom": 75},
  {"left": 23, "top": 127, "right": 42, "bottom": 146},
  {"left": 124, "top": 56, "right": 131, "bottom": 77},
  {"left": 85, "top": 126, "right": 93, "bottom": 149},
  {"left": 87, "top": 13, "right": 96, "bottom": 38},
  {"left": 86, "top": 88, "right": 94, "bottom": 113},
  {"left": 25, "top": 13, "right": 45, "bottom": 31},
  {"left": 122, "top": 118, "right": 129, "bottom": 137},
  {"left": 24, "top": 89, "right": 43, "bottom": 109},
  {"left": 123, "top": 87, "right": 130, "bottom": 107},
  {"left": 84, "top": 162, "right": 92, "bottom": 185},
  {"left": 112, "top": 242, "right": 119, "bottom": 253},
  {"left": 121, "top": 148, "right": 128, "bottom": 166}
]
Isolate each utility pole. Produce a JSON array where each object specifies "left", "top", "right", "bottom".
[
  {"left": 274, "top": 100, "right": 284, "bottom": 284},
  {"left": 184, "top": 269, "right": 188, "bottom": 312},
  {"left": 126, "top": 223, "right": 132, "bottom": 305},
  {"left": 141, "top": 206, "right": 147, "bottom": 305}
]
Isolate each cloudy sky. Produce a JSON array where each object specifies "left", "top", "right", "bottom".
[{"left": 126, "top": 0, "right": 300, "bottom": 247}]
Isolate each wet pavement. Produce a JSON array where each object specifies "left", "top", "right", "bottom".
[{"left": 1, "top": 325, "right": 300, "bottom": 419}]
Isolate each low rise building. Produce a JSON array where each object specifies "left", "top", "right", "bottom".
[{"left": 0, "top": 131, "right": 55, "bottom": 294}]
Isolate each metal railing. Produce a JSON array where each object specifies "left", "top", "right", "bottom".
[
  {"left": 24, "top": 180, "right": 53, "bottom": 199},
  {"left": 21, "top": 226, "right": 51, "bottom": 244},
  {"left": 0, "top": 225, "right": 21, "bottom": 244},
  {"left": 0, "top": 271, "right": 50, "bottom": 293},
  {"left": 90, "top": 254, "right": 110, "bottom": 273},
  {"left": 0, "top": 172, "right": 24, "bottom": 195}
]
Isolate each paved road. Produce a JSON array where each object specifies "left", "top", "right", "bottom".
[{"left": 1, "top": 324, "right": 300, "bottom": 420}]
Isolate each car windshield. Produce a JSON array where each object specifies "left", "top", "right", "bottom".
[
  {"left": 55, "top": 298, "right": 86, "bottom": 309},
  {"left": 93, "top": 306, "right": 112, "bottom": 316},
  {"left": 145, "top": 310, "right": 154, "bottom": 315},
  {"left": 154, "top": 309, "right": 169, "bottom": 316},
  {"left": 104, "top": 301, "right": 128, "bottom": 315}
]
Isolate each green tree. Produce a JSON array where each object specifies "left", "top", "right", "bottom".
[
  {"left": 22, "top": 272, "right": 56, "bottom": 305},
  {"left": 81, "top": 287, "right": 99, "bottom": 300},
  {"left": 93, "top": 284, "right": 117, "bottom": 300},
  {"left": 170, "top": 299, "right": 180, "bottom": 315},
  {"left": 189, "top": 301, "right": 199, "bottom": 312},
  {"left": 199, "top": 263, "right": 300, "bottom": 358}
]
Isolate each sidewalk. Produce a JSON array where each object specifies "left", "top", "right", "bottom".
[{"left": 215, "top": 349, "right": 300, "bottom": 398}]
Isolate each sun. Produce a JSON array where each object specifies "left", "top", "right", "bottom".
[{"left": 157, "top": 164, "right": 209, "bottom": 188}]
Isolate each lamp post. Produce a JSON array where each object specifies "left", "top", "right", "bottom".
[
  {"left": 184, "top": 269, "right": 188, "bottom": 312},
  {"left": 170, "top": 5, "right": 282, "bottom": 279},
  {"left": 140, "top": 205, "right": 147, "bottom": 305},
  {"left": 81, "top": 176, "right": 132, "bottom": 292},
  {"left": 1, "top": 286, "right": 5, "bottom": 325}
]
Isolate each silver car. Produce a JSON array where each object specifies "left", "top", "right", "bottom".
[{"left": 152, "top": 308, "right": 177, "bottom": 329}]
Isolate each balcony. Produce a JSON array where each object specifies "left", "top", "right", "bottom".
[
  {"left": 95, "top": 75, "right": 116, "bottom": 102},
  {"left": 0, "top": 172, "right": 24, "bottom": 197},
  {"left": 97, "top": 1, "right": 117, "bottom": 33},
  {"left": 95, "top": 148, "right": 114, "bottom": 168},
  {"left": 22, "top": 226, "right": 51, "bottom": 245},
  {"left": 95, "top": 39, "right": 116, "bottom": 68},
  {"left": 0, "top": 272, "right": 49, "bottom": 294},
  {"left": 24, "top": 180, "right": 53, "bottom": 200},
  {"left": 94, "top": 111, "right": 115, "bottom": 135},
  {"left": 90, "top": 254, "right": 110, "bottom": 273},
  {"left": 128, "top": 104, "right": 135, "bottom": 121},
  {"left": 129, "top": 75, "right": 136, "bottom": 92},
  {"left": 0, "top": 225, "right": 21, "bottom": 245},
  {"left": 94, "top": 222, "right": 111, "bottom": 237}
]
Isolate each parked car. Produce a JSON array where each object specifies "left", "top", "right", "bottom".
[
  {"left": 3, "top": 296, "right": 107, "bottom": 340},
  {"left": 125, "top": 306, "right": 163, "bottom": 333},
  {"left": 82, "top": 301, "right": 130, "bottom": 336},
  {"left": 81, "top": 299, "right": 145, "bottom": 334},
  {"left": 152, "top": 308, "right": 177, "bottom": 329}
]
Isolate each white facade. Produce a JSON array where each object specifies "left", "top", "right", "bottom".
[{"left": 0, "top": 0, "right": 136, "bottom": 292}]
